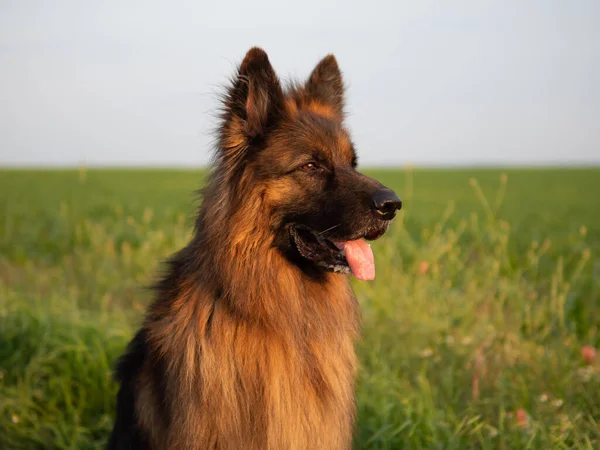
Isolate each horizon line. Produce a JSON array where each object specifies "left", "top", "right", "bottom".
[{"left": 2, "top": 161, "right": 600, "bottom": 171}]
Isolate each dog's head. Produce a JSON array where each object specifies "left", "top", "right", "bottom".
[{"left": 216, "top": 47, "right": 401, "bottom": 280}]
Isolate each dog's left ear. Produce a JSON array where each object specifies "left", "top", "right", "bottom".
[{"left": 305, "top": 54, "right": 345, "bottom": 118}]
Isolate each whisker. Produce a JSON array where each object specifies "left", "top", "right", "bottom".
[{"left": 317, "top": 223, "right": 341, "bottom": 236}]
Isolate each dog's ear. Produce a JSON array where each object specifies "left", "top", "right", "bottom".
[
  {"left": 305, "top": 54, "right": 345, "bottom": 119},
  {"left": 219, "top": 48, "right": 285, "bottom": 156}
]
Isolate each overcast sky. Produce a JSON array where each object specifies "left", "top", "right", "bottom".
[{"left": 1, "top": 0, "right": 598, "bottom": 167}]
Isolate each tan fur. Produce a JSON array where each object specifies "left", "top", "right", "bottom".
[
  {"left": 222, "top": 116, "right": 248, "bottom": 151},
  {"left": 306, "top": 100, "right": 337, "bottom": 120},
  {"left": 285, "top": 97, "right": 299, "bottom": 116},
  {"left": 288, "top": 88, "right": 344, "bottom": 122},
  {"left": 336, "top": 133, "right": 355, "bottom": 162},
  {"left": 137, "top": 188, "right": 360, "bottom": 450}
]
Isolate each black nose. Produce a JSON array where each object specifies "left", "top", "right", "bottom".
[{"left": 371, "top": 189, "right": 402, "bottom": 220}]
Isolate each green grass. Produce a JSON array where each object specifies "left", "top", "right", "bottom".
[{"left": 1, "top": 167, "right": 599, "bottom": 449}]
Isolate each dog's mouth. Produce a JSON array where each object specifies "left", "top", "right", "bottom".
[{"left": 289, "top": 224, "right": 389, "bottom": 280}]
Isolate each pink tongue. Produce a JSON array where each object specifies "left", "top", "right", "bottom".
[{"left": 341, "top": 239, "right": 375, "bottom": 281}]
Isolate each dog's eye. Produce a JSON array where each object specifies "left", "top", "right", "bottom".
[{"left": 300, "top": 162, "right": 318, "bottom": 171}]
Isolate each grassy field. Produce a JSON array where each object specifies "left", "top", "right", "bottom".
[{"left": 1, "top": 167, "right": 599, "bottom": 449}]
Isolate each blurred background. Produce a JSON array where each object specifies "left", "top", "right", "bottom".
[
  {"left": 1, "top": 1, "right": 599, "bottom": 449},
  {"left": 1, "top": 0, "right": 599, "bottom": 167}
]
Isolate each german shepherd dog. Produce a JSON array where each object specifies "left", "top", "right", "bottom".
[{"left": 107, "top": 47, "right": 401, "bottom": 450}]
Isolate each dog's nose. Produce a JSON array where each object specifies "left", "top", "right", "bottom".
[{"left": 371, "top": 189, "right": 402, "bottom": 220}]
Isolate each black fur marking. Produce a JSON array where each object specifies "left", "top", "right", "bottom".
[{"left": 107, "top": 331, "right": 151, "bottom": 449}]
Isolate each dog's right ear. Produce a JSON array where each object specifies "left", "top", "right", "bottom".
[{"left": 219, "top": 48, "right": 285, "bottom": 157}]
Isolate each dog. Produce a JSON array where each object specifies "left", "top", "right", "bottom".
[{"left": 107, "top": 47, "right": 402, "bottom": 450}]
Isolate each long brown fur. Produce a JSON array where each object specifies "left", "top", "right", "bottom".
[
  {"left": 143, "top": 212, "right": 359, "bottom": 449},
  {"left": 107, "top": 47, "right": 401, "bottom": 450}
]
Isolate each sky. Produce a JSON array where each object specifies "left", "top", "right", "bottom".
[{"left": 0, "top": 0, "right": 598, "bottom": 167}]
